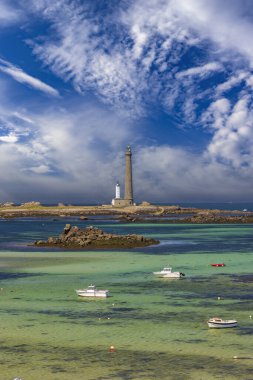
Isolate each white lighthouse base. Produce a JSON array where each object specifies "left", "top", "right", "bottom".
[{"left": 112, "top": 198, "right": 133, "bottom": 207}]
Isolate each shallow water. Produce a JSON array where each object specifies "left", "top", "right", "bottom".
[{"left": 0, "top": 218, "right": 253, "bottom": 379}]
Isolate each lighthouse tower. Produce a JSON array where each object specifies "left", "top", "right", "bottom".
[
  {"left": 111, "top": 146, "right": 135, "bottom": 207},
  {"left": 124, "top": 145, "right": 133, "bottom": 205},
  {"left": 115, "top": 182, "right": 120, "bottom": 199}
]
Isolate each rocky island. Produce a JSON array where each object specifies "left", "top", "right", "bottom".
[
  {"left": 34, "top": 224, "right": 159, "bottom": 249},
  {"left": 120, "top": 210, "right": 253, "bottom": 224},
  {"left": 1, "top": 202, "right": 253, "bottom": 224}
]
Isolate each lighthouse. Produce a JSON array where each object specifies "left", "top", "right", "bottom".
[
  {"left": 115, "top": 182, "right": 120, "bottom": 199},
  {"left": 111, "top": 146, "right": 134, "bottom": 207},
  {"left": 124, "top": 145, "right": 133, "bottom": 204}
]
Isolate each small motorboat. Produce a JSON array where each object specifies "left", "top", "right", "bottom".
[
  {"left": 75, "top": 284, "right": 109, "bottom": 298},
  {"left": 211, "top": 263, "right": 225, "bottom": 267},
  {"left": 153, "top": 266, "right": 185, "bottom": 278},
  {"left": 207, "top": 317, "right": 238, "bottom": 328}
]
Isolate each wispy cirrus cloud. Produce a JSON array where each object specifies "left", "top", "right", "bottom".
[
  {"left": 176, "top": 63, "right": 223, "bottom": 79},
  {"left": 24, "top": 1, "right": 252, "bottom": 113},
  {"left": 17, "top": 0, "right": 253, "bottom": 174},
  {"left": 0, "top": 0, "right": 253, "bottom": 203},
  {"left": 0, "top": 58, "right": 59, "bottom": 97},
  {"left": 0, "top": 0, "right": 23, "bottom": 26}
]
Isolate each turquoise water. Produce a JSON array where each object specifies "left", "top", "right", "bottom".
[{"left": 0, "top": 218, "right": 253, "bottom": 379}]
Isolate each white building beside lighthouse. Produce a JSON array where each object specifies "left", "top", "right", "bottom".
[
  {"left": 112, "top": 182, "right": 121, "bottom": 206},
  {"left": 115, "top": 182, "right": 120, "bottom": 199}
]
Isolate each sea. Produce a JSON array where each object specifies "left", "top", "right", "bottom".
[{"left": 0, "top": 208, "right": 253, "bottom": 379}]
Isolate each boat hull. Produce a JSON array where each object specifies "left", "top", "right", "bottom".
[
  {"left": 154, "top": 272, "right": 184, "bottom": 278},
  {"left": 76, "top": 290, "right": 109, "bottom": 298},
  {"left": 207, "top": 319, "right": 237, "bottom": 328},
  {"left": 162, "top": 273, "right": 182, "bottom": 278}
]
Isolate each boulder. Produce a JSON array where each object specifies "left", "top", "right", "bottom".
[
  {"left": 63, "top": 224, "right": 71, "bottom": 234},
  {"left": 20, "top": 201, "right": 41, "bottom": 207},
  {"left": 35, "top": 240, "right": 44, "bottom": 245},
  {"left": 1, "top": 202, "right": 15, "bottom": 207},
  {"left": 140, "top": 201, "right": 151, "bottom": 206}
]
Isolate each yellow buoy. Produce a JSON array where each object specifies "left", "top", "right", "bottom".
[{"left": 109, "top": 345, "right": 115, "bottom": 352}]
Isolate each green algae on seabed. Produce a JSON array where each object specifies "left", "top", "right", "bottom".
[{"left": 0, "top": 223, "right": 253, "bottom": 379}]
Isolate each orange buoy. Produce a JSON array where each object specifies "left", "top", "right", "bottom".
[{"left": 109, "top": 345, "right": 115, "bottom": 352}]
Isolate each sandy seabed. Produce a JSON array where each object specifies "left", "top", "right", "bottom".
[{"left": 0, "top": 220, "right": 253, "bottom": 379}]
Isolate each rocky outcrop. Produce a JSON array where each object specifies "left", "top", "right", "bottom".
[
  {"left": 34, "top": 224, "right": 159, "bottom": 249},
  {"left": 20, "top": 201, "right": 41, "bottom": 207},
  {"left": 0, "top": 202, "right": 15, "bottom": 207},
  {"left": 182, "top": 212, "right": 253, "bottom": 224},
  {"left": 118, "top": 210, "right": 253, "bottom": 224},
  {"left": 140, "top": 201, "right": 151, "bottom": 206}
]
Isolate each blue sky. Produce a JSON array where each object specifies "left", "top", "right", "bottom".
[{"left": 1, "top": 0, "right": 253, "bottom": 203}]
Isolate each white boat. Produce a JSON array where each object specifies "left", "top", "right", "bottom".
[
  {"left": 153, "top": 266, "right": 185, "bottom": 278},
  {"left": 75, "top": 284, "right": 109, "bottom": 298},
  {"left": 207, "top": 317, "right": 238, "bottom": 328}
]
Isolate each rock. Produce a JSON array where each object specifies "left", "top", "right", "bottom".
[
  {"left": 20, "top": 201, "right": 41, "bottom": 207},
  {"left": 65, "top": 226, "right": 79, "bottom": 239},
  {"left": 32, "top": 225, "right": 159, "bottom": 249},
  {"left": 63, "top": 224, "right": 71, "bottom": 234},
  {"left": 140, "top": 201, "right": 151, "bottom": 206},
  {"left": 35, "top": 240, "right": 44, "bottom": 245},
  {"left": 0, "top": 202, "right": 15, "bottom": 207}
]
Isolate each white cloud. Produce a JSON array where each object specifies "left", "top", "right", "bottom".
[
  {"left": 0, "top": 132, "right": 18, "bottom": 143},
  {"left": 0, "top": 58, "right": 59, "bottom": 97},
  {"left": 202, "top": 98, "right": 231, "bottom": 129},
  {"left": 25, "top": 164, "right": 52, "bottom": 174},
  {"left": 0, "top": 88, "right": 136, "bottom": 202},
  {"left": 0, "top": 1, "right": 22, "bottom": 26},
  {"left": 134, "top": 145, "right": 253, "bottom": 202},
  {"left": 216, "top": 72, "right": 248, "bottom": 95},
  {"left": 246, "top": 75, "right": 253, "bottom": 88},
  {"left": 205, "top": 94, "right": 253, "bottom": 169},
  {"left": 171, "top": 0, "right": 253, "bottom": 66},
  {"left": 176, "top": 62, "right": 223, "bottom": 79}
]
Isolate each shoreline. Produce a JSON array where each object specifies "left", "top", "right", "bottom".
[{"left": 0, "top": 204, "right": 253, "bottom": 223}]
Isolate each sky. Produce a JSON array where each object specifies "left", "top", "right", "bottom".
[{"left": 1, "top": 0, "right": 253, "bottom": 204}]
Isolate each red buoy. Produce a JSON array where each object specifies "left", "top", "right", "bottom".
[{"left": 211, "top": 263, "right": 225, "bottom": 267}]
